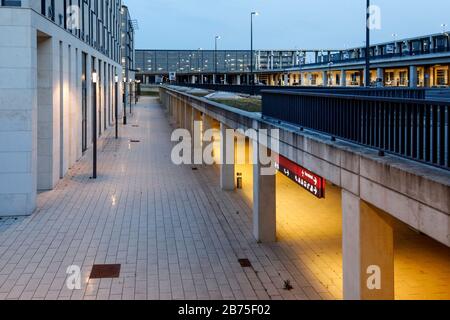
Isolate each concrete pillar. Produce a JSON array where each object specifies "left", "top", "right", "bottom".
[
  {"left": 252, "top": 139, "right": 276, "bottom": 242},
  {"left": 283, "top": 74, "right": 289, "bottom": 86},
  {"left": 340, "top": 70, "right": 347, "bottom": 86},
  {"left": 377, "top": 68, "right": 384, "bottom": 87},
  {"left": 185, "top": 104, "right": 193, "bottom": 133},
  {"left": 200, "top": 75, "right": 204, "bottom": 84},
  {"left": 192, "top": 109, "right": 202, "bottom": 165},
  {"left": 409, "top": 65, "right": 418, "bottom": 88},
  {"left": 342, "top": 190, "right": 394, "bottom": 300},
  {"left": 236, "top": 75, "right": 241, "bottom": 85},
  {"left": 224, "top": 74, "right": 227, "bottom": 85},
  {"left": 202, "top": 113, "right": 216, "bottom": 161},
  {"left": 220, "top": 123, "right": 235, "bottom": 191},
  {"left": 191, "top": 75, "right": 196, "bottom": 84},
  {"left": 322, "top": 71, "right": 328, "bottom": 86}
]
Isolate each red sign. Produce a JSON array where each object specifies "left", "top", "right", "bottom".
[{"left": 274, "top": 154, "right": 325, "bottom": 199}]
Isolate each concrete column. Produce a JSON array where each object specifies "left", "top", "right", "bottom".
[
  {"left": 377, "top": 68, "right": 384, "bottom": 87},
  {"left": 200, "top": 75, "right": 204, "bottom": 84},
  {"left": 220, "top": 123, "right": 235, "bottom": 191},
  {"left": 202, "top": 113, "right": 215, "bottom": 161},
  {"left": 236, "top": 75, "right": 241, "bottom": 85},
  {"left": 322, "top": 71, "right": 328, "bottom": 86},
  {"left": 409, "top": 65, "right": 418, "bottom": 88},
  {"left": 185, "top": 104, "right": 193, "bottom": 133},
  {"left": 191, "top": 75, "right": 196, "bottom": 84},
  {"left": 192, "top": 109, "right": 203, "bottom": 165},
  {"left": 252, "top": 139, "right": 276, "bottom": 242},
  {"left": 340, "top": 70, "right": 347, "bottom": 86},
  {"left": 342, "top": 190, "right": 394, "bottom": 300},
  {"left": 283, "top": 74, "right": 289, "bottom": 86}
]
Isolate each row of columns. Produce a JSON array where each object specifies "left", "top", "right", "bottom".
[{"left": 166, "top": 95, "right": 396, "bottom": 300}]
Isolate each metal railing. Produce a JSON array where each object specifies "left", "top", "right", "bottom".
[
  {"left": 177, "top": 83, "right": 427, "bottom": 99},
  {"left": 261, "top": 90, "right": 449, "bottom": 170}
]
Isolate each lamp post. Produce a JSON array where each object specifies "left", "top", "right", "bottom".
[
  {"left": 214, "top": 35, "right": 220, "bottom": 85},
  {"left": 92, "top": 70, "right": 98, "bottom": 179},
  {"left": 123, "top": 77, "right": 127, "bottom": 125},
  {"left": 328, "top": 62, "right": 334, "bottom": 86},
  {"left": 250, "top": 11, "right": 259, "bottom": 87},
  {"left": 365, "top": 0, "right": 371, "bottom": 87},
  {"left": 114, "top": 74, "right": 119, "bottom": 139},
  {"left": 129, "top": 78, "right": 132, "bottom": 115}
]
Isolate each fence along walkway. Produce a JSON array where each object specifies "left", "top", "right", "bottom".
[{"left": 261, "top": 90, "right": 449, "bottom": 170}]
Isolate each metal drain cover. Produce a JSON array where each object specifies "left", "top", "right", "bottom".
[
  {"left": 130, "top": 139, "right": 140, "bottom": 143},
  {"left": 90, "top": 264, "right": 121, "bottom": 279},
  {"left": 132, "top": 125, "right": 139, "bottom": 127},
  {"left": 238, "top": 259, "right": 252, "bottom": 268}
]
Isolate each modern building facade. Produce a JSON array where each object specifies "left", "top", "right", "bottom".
[
  {"left": 138, "top": 32, "right": 450, "bottom": 88},
  {"left": 0, "top": 0, "right": 132, "bottom": 216},
  {"left": 120, "top": 4, "right": 136, "bottom": 109},
  {"left": 135, "top": 49, "right": 304, "bottom": 84}
]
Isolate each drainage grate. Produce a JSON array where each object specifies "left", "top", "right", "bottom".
[
  {"left": 90, "top": 264, "right": 121, "bottom": 279},
  {"left": 238, "top": 259, "right": 252, "bottom": 268},
  {"left": 130, "top": 139, "right": 140, "bottom": 143},
  {"left": 132, "top": 125, "right": 139, "bottom": 128},
  {"left": 192, "top": 167, "right": 198, "bottom": 171}
]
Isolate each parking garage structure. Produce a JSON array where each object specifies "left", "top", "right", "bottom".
[{"left": 160, "top": 85, "right": 450, "bottom": 300}]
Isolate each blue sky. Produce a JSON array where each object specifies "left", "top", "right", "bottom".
[{"left": 124, "top": 0, "right": 450, "bottom": 50}]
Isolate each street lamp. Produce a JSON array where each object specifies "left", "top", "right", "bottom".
[
  {"left": 327, "top": 62, "right": 334, "bottom": 86},
  {"left": 441, "top": 23, "right": 447, "bottom": 34},
  {"left": 214, "top": 35, "right": 221, "bottom": 84},
  {"left": 91, "top": 70, "right": 98, "bottom": 179},
  {"left": 250, "top": 11, "right": 259, "bottom": 87},
  {"left": 123, "top": 77, "right": 127, "bottom": 125},
  {"left": 198, "top": 48, "right": 202, "bottom": 73},
  {"left": 114, "top": 74, "right": 119, "bottom": 139},
  {"left": 129, "top": 78, "right": 133, "bottom": 114},
  {"left": 365, "top": 0, "right": 371, "bottom": 87}
]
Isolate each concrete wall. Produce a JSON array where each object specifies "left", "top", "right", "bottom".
[{"left": 0, "top": 8, "right": 124, "bottom": 216}]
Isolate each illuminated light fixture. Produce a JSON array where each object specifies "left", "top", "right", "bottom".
[
  {"left": 115, "top": 74, "right": 119, "bottom": 83},
  {"left": 92, "top": 70, "right": 98, "bottom": 83},
  {"left": 123, "top": 77, "right": 127, "bottom": 83}
]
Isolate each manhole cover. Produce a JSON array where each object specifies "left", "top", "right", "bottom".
[
  {"left": 90, "top": 264, "right": 121, "bottom": 279},
  {"left": 238, "top": 259, "right": 252, "bottom": 268}
]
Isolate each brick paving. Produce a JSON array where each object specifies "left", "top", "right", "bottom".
[
  {"left": 0, "top": 97, "right": 448, "bottom": 300},
  {"left": 0, "top": 97, "right": 332, "bottom": 300}
]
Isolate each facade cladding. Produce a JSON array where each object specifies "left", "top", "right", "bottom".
[
  {"left": 0, "top": 0, "right": 134, "bottom": 216},
  {"left": 120, "top": 5, "right": 135, "bottom": 80},
  {"left": 135, "top": 50, "right": 303, "bottom": 74}
]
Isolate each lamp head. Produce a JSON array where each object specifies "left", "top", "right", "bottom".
[
  {"left": 92, "top": 70, "right": 98, "bottom": 83},
  {"left": 252, "top": 12, "right": 259, "bottom": 16},
  {"left": 114, "top": 75, "right": 119, "bottom": 83}
]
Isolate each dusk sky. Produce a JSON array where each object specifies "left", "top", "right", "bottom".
[{"left": 124, "top": 0, "right": 450, "bottom": 50}]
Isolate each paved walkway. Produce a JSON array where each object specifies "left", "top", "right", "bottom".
[
  {"left": 1, "top": 97, "right": 448, "bottom": 300},
  {"left": 0, "top": 97, "right": 333, "bottom": 300}
]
